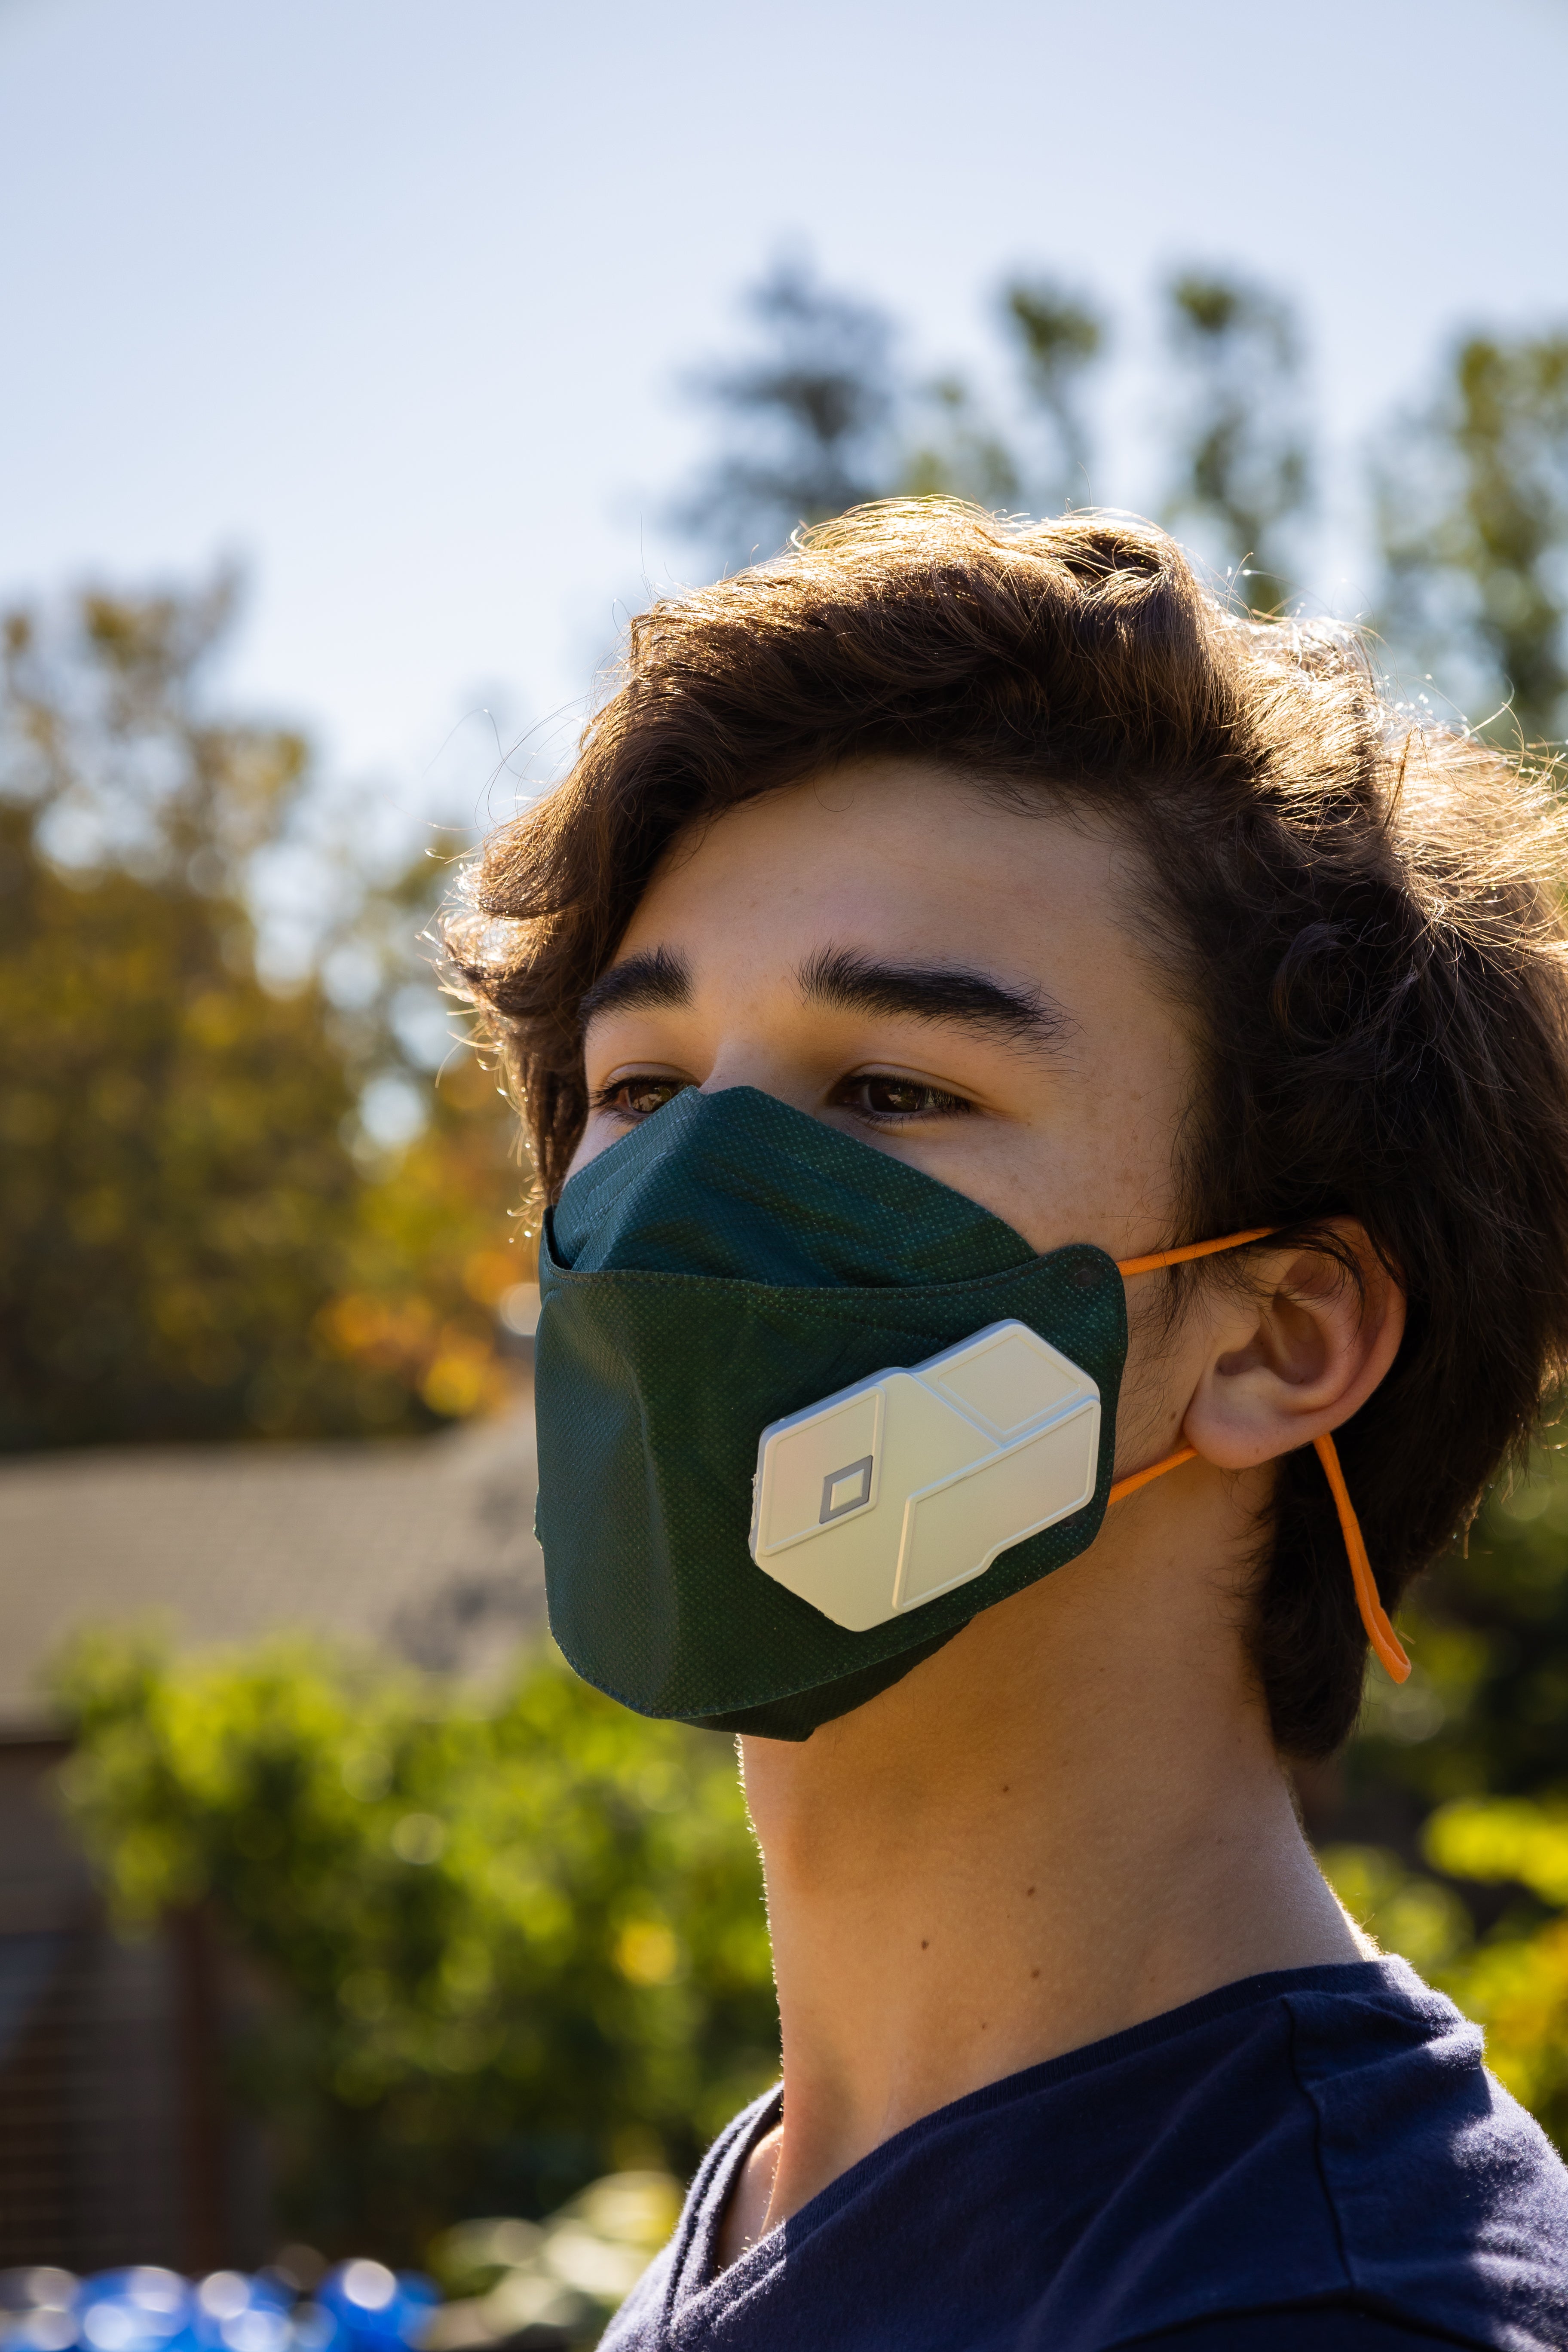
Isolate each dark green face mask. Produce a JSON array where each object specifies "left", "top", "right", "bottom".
[{"left": 534, "top": 1086, "right": 1128, "bottom": 1740}]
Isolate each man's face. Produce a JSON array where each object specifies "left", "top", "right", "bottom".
[{"left": 570, "top": 760, "right": 1195, "bottom": 1270}]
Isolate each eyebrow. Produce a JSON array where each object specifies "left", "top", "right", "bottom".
[
  {"left": 578, "top": 946, "right": 692, "bottom": 1029},
  {"left": 576, "top": 940, "right": 1069, "bottom": 1050},
  {"left": 795, "top": 946, "right": 1069, "bottom": 1049}
]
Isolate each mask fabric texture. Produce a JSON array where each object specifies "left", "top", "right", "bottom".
[{"left": 535, "top": 1087, "right": 1128, "bottom": 1739}]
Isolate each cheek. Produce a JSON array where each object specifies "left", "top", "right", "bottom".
[
  {"left": 958, "top": 1079, "right": 1186, "bottom": 1259},
  {"left": 564, "top": 1111, "right": 621, "bottom": 1183},
  {"left": 1074, "top": 1082, "right": 1169, "bottom": 1192}
]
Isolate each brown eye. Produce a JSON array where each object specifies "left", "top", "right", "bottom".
[
  {"left": 599, "top": 1078, "right": 688, "bottom": 1120},
  {"left": 863, "top": 1078, "right": 928, "bottom": 1116},
  {"left": 840, "top": 1075, "right": 970, "bottom": 1121}
]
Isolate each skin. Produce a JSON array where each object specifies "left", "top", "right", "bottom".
[{"left": 567, "top": 758, "right": 1406, "bottom": 2272}]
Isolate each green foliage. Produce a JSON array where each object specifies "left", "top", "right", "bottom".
[
  {"left": 2, "top": 576, "right": 306, "bottom": 887},
  {"left": 427, "top": 2172, "right": 685, "bottom": 2347},
  {"left": 677, "top": 259, "right": 1111, "bottom": 561},
  {"left": 901, "top": 375, "right": 1022, "bottom": 510},
  {"left": 1349, "top": 1445, "right": 1568, "bottom": 1814},
  {"left": 310, "top": 1047, "right": 533, "bottom": 1427},
  {"left": 999, "top": 279, "right": 1105, "bottom": 507},
  {"left": 905, "top": 280, "right": 1106, "bottom": 514},
  {"left": 0, "top": 579, "right": 526, "bottom": 1447},
  {"left": 1422, "top": 1795, "right": 1568, "bottom": 2137},
  {"left": 674, "top": 257, "right": 900, "bottom": 566},
  {"left": 1316, "top": 1843, "right": 1473, "bottom": 1979},
  {"left": 1315, "top": 1440, "right": 1568, "bottom": 2153},
  {"left": 677, "top": 258, "right": 1568, "bottom": 735},
  {"left": 54, "top": 1634, "right": 777, "bottom": 2259},
  {"left": 1377, "top": 333, "right": 1568, "bottom": 745},
  {"left": 1320, "top": 1795, "right": 1568, "bottom": 2153},
  {"left": 677, "top": 257, "right": 1313, "bottom": 607},
  {"left": 1161, "top": 273, "right": 1310, "bottom": 610},
  {"left": 0, "top": 785, "right": 380, "bottom": 1445},
  {"left": 1430, "top": 1797, "right": 1568, "bottom": 1905}
]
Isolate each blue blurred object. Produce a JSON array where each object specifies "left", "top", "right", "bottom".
[
  {"left": 76, "top": 2271, "right": 193, "bottom": 2352},
  {"left": 0, "top": 2269, "right": 438, "bottom": 2352},
  {"left": 0, "top": 2270, "right": 80, "bottom": 2352},
  {"left": 192, "top": 2272, "right": 294, "bottom": 2352},
  {"left": 74, "top": 2270, "right": 195, "bottom": 2352},
  {"left": 313, "top": 2269, "right": 436, "bottom": 2352}
]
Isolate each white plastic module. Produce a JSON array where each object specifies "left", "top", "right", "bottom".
[{"left": 748, "top": 1321, "right": 1101, "bottom": 1632}]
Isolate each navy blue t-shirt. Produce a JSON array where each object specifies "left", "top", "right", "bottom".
[{"left": 602, "top": 1960, "right": 1568, "bottom": 2352}]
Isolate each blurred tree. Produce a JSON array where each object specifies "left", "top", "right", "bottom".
[
  {"left": 903, "top": 280, "right": 1105, "bottom": 514},
  {"left": 313, "top": 1047, "right": 530, "bottom": 1430},
  {"left": 674, "top": 256, "right": 901, "bottom": 567},
  {"left": 676, "top": 258, "right": 1105, "bottom": 557},
  {"left": 1423, "top": 1792, "right": 1568, "bottom": 2143},
  {"left": 901, "top": 372, "right": 1021, "bottom": 509},
  {"left": 1376, "top": 333, "right": 1568, "bottom": 744},
  {"left": 999, "top": 278, "right": 1106, "bottom": 509},
  {"left": 0, "top": 781, "right": 363, "bottom": 1446},
  {"left": 1161, "top": 272, "right": 1311, "bottom": 611},
  {"left": 0, "top": 580, "right": 523, "bottom": 1448},
  {"left": 429, "top": 2171, "right": 686, "bottom": 2349},
  {"left": 56, "top": 1634, "right": 777, "bottom": 2257},
  {"left": 682, "top": 258, "right": 1328, "bottom": 586},
  {"left": 4, "top": 573, "right": 299, "bottom": 888}
]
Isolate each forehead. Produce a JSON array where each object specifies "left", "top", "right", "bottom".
[{"left": 615, "top": 760, "right": 1155, "bottom": 1006}]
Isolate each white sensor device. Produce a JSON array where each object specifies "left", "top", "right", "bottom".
[{"left": 748, "top": 1321, "right": 1101, "bottom": 1632}]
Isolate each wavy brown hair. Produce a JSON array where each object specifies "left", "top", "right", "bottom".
[{"left": 447, "top": 501, "right": 1568, "bottom": 1758}]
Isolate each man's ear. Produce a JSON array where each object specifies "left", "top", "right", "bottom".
[{"left": 1181, "top": 1223, "right": 1406, "bottom": 1473}]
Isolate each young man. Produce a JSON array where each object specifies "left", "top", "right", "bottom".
[{"left": 452, "top": 505, "right": 1568, "bottom": 2349}]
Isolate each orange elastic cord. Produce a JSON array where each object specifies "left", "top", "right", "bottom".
[
  {"left": 1107, "top": 1445, "right": 1196, "bottom": 1507},
  {"left": 1109, "top": 1225, "right": 1411, "bottom": 1684},
  {"left": 1312, "top": 1430, "right": 1411, "bottom": 1683},
  {"left": 1115, "top": 1227, "right": 1278, "bottom": 1279}
]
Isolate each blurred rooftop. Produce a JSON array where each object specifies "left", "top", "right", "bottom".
[{"left": 0, "top": 1403, "right": 545, "bottom": 1737}]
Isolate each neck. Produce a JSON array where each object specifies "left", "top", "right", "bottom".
[{"left": 729, "top": 1464, "right": 1364, "bottom": 2250}]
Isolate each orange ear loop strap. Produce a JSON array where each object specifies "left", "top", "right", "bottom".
[
  {"left": 1106, "top": 1229, "right": 1411, "bottom": 1683},
  {"left": 1311, "top": 1431, "right": 1411, "bottom": 1682},
  {"left": 1114, "top": 1227, "right": 1278, "bottom": 1278}
]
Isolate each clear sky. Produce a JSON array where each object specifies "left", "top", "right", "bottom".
[{"left": 3, "top": 0, "right": 1566, "bottom": 833}]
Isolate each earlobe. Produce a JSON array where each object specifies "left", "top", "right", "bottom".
[{"left": 1182, "top": 1226, "right": 1406, "bottom": 1475}]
